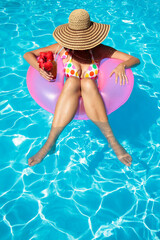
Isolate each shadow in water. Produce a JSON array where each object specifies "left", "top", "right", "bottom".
[{"left": 106, "top": 77, "right": 159, "bottom": 142}]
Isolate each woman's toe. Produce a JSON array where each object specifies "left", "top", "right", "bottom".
[
  {"left": 125, "top": 158, "right": 132, "bottom": 166},
  {"left": 28, "top": 158, "right": 33, "bottom": 166},
  {"left": 118, "top": 154, "right": 132, "bottom": 166},
  {"left": 28, "top": 157, "right": 37, "bottom": 166}
]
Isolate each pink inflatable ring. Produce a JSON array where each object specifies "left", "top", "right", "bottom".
[{"left": 26, "top": 55, "right": 134, "bottom": 120}]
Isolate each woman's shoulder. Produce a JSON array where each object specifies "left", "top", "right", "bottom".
[
  {"left": 93, "top": 44, "right": 117, "bottom": 60},
  {"left": 27, "top": 43, "right": 63, "bottom": 57},
  {"left": 44, "top": 43, "right": 64, "bottom": 53}
]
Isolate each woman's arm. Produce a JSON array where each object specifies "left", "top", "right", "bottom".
[
  {"left": 23, "top": 43, "right": 61, "bottom": 81},
  {"left": 100, "top": 44, "right": 140, "bottom": 67},
  {"left": 100, "top": 44, "right": 140, "bottom": 85},
  {"left": 110, "top": 50, "right": 140, "bottom": 68},
  {"left": 23, "top": 43, "right": 60, "bottom": 70},
  {"left": 109, "top": 51, "right": 140, "bottom": 85}
]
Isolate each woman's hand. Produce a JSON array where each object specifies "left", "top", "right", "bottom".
[
  {"left": 109, "top": 64, "right": 129, "bottom": 85},
  {"left": 39, "top": 68, "right": 55, "bottom": 82}
]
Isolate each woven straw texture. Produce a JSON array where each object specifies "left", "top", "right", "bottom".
[{"left": 53, "top": 9, "right": 110, "bottom": 50}]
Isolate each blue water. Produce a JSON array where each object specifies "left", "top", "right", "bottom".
[{"left": 0, "top": 0, "right": 160, "bottom": 239}]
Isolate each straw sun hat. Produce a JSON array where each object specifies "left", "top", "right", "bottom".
[{"left": 53, "top": 9, "right": 110, "bottom": 50}]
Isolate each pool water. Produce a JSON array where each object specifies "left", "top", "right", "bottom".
[{"left": 0, "top": 0, "right": 160, "bottom": 239}]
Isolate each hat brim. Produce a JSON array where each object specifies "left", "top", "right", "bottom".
[{"left": 53, "top": 22, "right": 110, "bottom": 50}]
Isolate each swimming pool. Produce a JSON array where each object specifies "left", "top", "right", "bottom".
[{"left": 0, "top": 0, "right": 160, "bottom": 239}]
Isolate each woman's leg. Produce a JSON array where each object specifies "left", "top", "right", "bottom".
[
  {"left": 80, "top": 78, "right": 132, "bottom": 167},
  {"left": 28, "top": 77, "right": 81, "bottom": 167}
]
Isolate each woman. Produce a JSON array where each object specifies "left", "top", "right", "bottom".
[{"left": 23, "top": 9, "right": 140, "bottom": 167}]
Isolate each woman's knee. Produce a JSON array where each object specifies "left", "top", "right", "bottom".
[
  {"left": 64, "top": 76, "right": 81, "bottom": 93},
  {"left": 81, "top": 78, "right": 97, "bottom": 94}
]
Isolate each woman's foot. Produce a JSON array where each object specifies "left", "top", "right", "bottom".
[
  {"left": 107, "top": 135, "right": 132, "bottom": 166},
  {"left": 28, "top": 126, "right": 64, "bottom": 167},
  {"left": 118, "top": 153, "right": 132, "bottom": 167},
  {"left": 28, "top": 144, "right": 52, "bottom": 167},
  {"left": 92, "top": 121, "right": 132, "bottom": 166}
]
